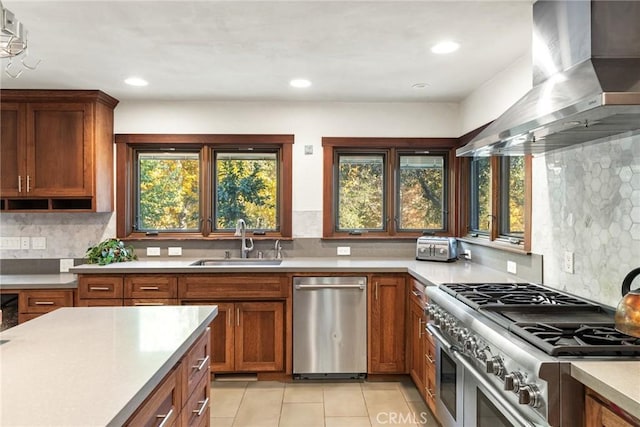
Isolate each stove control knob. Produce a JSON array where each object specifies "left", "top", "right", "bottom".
[
  {"left": 463, "top": 336, "right": 477, "bottom": 353},
  {"left": 518, "top": 384, "right": 541, "bottom": 408},
  {"left": 456, "top": 328, "right": 469, "bottom": 344},
  {"left": 486, "top": 356, "right": 504, "bottom": 377},
  {"left": 504, "top": 371, "right": 524, "bottom": 393}
]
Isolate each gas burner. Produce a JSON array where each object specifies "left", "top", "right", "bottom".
[
  {"left": 574, "top": 325, "right": 640, "bottom": 346},
  {"left": 510, "top": 322, "right": 640, "bottom": 356}
]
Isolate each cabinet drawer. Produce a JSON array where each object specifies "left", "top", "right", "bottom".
[
  {"left": 179, "top": 274, "right": 289, "bottom": 299},
  {"left": 181, "top": 371, "right": 210, "bottom": 427},
  {"left": 125, "top": 275, "right": 177, "bottom": 299},
  {"left": 76, "top": 298, "right": 124, "bottom": 307},
  {"left": 78, "top": 275, "right": 123, "bottom": 299},
  {"left": 182, "top": 328, "right": 211, "bottom": 400},
  {"left": 125, "top": 367, "right": 180, "bottom": 427},
  {"left": 124, "top": 299, "right": 178, "bottom": 307},
  {"left": 19, "top": 290, "right": 73, "bottom": 314}
]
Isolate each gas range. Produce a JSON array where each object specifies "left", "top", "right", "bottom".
[{"left": 425, "top": 282, "right": 640, "bottom": 427}]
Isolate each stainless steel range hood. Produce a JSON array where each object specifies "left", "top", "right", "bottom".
[{"left": 457, "top": 0, "right": 640, "bottom": 157}]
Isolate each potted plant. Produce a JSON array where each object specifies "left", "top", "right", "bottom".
[{"left": 85, "top": 238, "right": 137, "bottom": 265}]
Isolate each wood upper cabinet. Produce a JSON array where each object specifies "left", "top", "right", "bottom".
[
  {"left": 369, "top": 274, "right": 406, "bottom": 373},
  {"left": 0, "top": 103, "right": 26, "bottom": 197},
  {"left": 0, "top": 90, "right": 118, "bottom": 212}
]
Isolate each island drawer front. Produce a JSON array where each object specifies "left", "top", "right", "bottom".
[
  {"left": 19, "top": 290, "right": 74, "bottom": 314},
  {"left": 78, "top": 275, "right": 123, "bottom": 299},
  {"left": 76, "top": 298, "right": 124, "bottom": 307},
  {"left": 181, "top": 371, "right": 210, "bottom": 427},
  {"left": 124, "top": 298, "right": 178, "bottom": 306},
  {"left": 125, "top": 275, "right": 178, "bottom": 299},
  {"left": 178, "top": 274, "right": 289, "bottom": 299},
  {"left": 125, "top": 367, "right": 180, "bottom": 427},
  {"left": 182, "top": 328, "right": 211, "bottom": 401}
]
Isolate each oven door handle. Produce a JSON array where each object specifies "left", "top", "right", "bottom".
[
  {"left": 426, "top": 323, "right": 456, "bottom": 352},
  {"left": 453, "top": 351, "right": 542, "bottom": 427}
]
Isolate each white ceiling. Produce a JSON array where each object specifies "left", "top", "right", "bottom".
[{"left": 1, "top": 1, "right": 533, "bottom": 102}]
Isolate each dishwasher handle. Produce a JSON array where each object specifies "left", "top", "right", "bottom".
[{"left": 295, "top": 283, "right": 365, "bottom": 290}]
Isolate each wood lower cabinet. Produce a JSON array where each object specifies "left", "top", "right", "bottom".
[
  {"left": 77, "top": 275, "right": 178, "bottom": 307},
  {"left": 126, "top": 328, "right": 211, "bottom": 427},
  {"left": 424, "top": 310, "right": 437, "bottom": 415},
  {"left": 18, "top": 289, "right": 74, "bottom": 323},
  {"left": 408, "top": 288, "right": 426, "bottom": 397},
  {"left": 188, "top": 301, "right": 285, "bottom": 373},
  {"left": 369, "top": 274, "right": 406, "bottom": 373},
  {"left": 179, "top": 274, "right": 289, "bottom": 375},
  {"left": 585, "top": 388, "right": 640, "bottom": 427}
]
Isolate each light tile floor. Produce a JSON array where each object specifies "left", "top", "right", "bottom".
[{"left": 210, "top": 379, "right": 439, "bottom": 427}]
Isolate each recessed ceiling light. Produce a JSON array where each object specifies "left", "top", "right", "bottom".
[
  {"left": 431, "top": 41, "right": 460, "bottom": 54},
  {"left": 412, "top": 83, "right": 430, "bottom": 89},
  {"left": 290, "top": 78, "right": 311, "bottom": 88},
  {"left": 124, "top": 77, "right": 148, "bottom": 87}
]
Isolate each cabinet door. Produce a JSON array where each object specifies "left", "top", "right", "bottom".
[
  {"left": 369, "top": 275, "right": 406, "bottom": 373},
  {"left": 408, "top": 298, "right": 426, "bottom": 395},
  {"left": 235, "top": 301, "right": 284, "bottom": 372},
  {"left": 210, "top": 302, "right": 235, "bottom": 372},
  {"left": 0, "top": 103, "right": 27, "bottom": 197},
  {"left": 26, "top": 103, "right": 92, "bottom": 196},
  {"left": 125, "top": 275, "right": 178, "bottom": 299}
]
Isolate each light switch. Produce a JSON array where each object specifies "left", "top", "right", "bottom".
[
  {"left": 32, "top": 237, "right": 47, "bottom": 250},
  {"left": 146, "top": 247, "right": 161, "bottom": 257}
]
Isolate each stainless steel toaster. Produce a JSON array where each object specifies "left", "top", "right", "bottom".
[{"left": 416, "top": 237, "right": 458, "bottom": 262}]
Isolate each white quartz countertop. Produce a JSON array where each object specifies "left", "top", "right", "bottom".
[
  {"left": 0, "top": 273, "right": 77, "bottom": 289},
  {"left": 571, "top": 361, "right": 640, "bottom": 419},
  {"left": 0, "top": 305, "right": 218, "bottom": 426},
  {"left": 68, "top": 257, "right": 522, "bottom": 285}
]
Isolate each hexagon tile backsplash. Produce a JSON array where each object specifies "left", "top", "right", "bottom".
[{"left": 532, "top": 133, "right": 640, "bottom": 308}]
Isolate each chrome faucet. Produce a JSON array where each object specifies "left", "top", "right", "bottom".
[
  {"left": 274, "top": 239, "right": 282, "bottom": 259},
  {"left": 234, "top": 219, "right": 254, "bottom": 258}
]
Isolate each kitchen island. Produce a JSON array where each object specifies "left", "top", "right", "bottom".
[{"left": 0, "top": 305, "right": 217, "bottom": 426}]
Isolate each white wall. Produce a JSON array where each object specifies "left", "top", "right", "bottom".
[
  {"left": 459, "top": 53, "right": 531, "bottom": 135},
  {"left": 114, "top": 101, "right": 460, "bottom": 237}
]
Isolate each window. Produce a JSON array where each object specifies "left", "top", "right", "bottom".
[
  {"left": 464, "top": 155, "right": 531, "bottom": 250},
  {"left": 323, "top": 137, "right": 457, "bottom": 238},
  {"left": 115, "top": 134, "right": 293, "bottom": 239}
]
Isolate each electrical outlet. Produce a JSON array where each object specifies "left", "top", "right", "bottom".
[
  {"left": 146, "top": 247, "right": 161, "bottom": 257},
  {"left": 168, "top": 247, "right": 182, "bottom": 256},
  {"left": 507, "top": 260, "right": 517, "bottom": 274},
  {"left": 32, "top": 237, "right": 46, "bottom": 250},
  {"left": 0, "top": 237, "right": 20, "bottom": 250},
  {"left": 563, "top": 251, "right": 574, "bottom": 274},
  {"left": 59, "top": 259, "right": 74, "bottom": 272},
  {"left": 463, "top": 249, "right": 471, "bottom": 260},
  {"left": 304, "top": 145, "right": 314, "bottom": 155},
  {"left": 337, "top": 246, "right": 351, "bottom": 256},
  {"left": 20, "top": 237, "right": 30, "bottom": 250}
]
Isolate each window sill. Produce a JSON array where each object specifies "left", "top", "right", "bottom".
[
  {"left": 458, "top": 235, "right": 530, "bottom": 255},
  {"left": 322, "top": 234, "right": 453, "bottom": 240},
  {"left": 122, "top": 234, "right": 293, "bottom": 241}
]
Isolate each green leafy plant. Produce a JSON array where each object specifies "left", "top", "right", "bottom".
[{"left": 85, "top": 238, "right": 137, "bottom": 265}]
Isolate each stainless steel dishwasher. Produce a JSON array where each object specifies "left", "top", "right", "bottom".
[{"left": 293, "top": 276, "right": 367, "bottom": 379}]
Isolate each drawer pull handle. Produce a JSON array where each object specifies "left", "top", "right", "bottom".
[
  {"left": 133, "top": 302, "right": 164, "bottom": 306},
  {"left": 192, "top": 355, "right": 210, "bottom": 372},
  {"left": 34, "top": 301, "right": 55, "bottom": 305},
  {"left": 18, "top": 175, "right": 22, "bottom": 192},
  {"left": 192, "top": 397, "right": 209, "bottom": 417},
  {"left": 139, "top": 286, "right": 160, "bottom": 291},
  {"left": 89, "top": 286, "right": 110, "bottom": 291},
  {"left": 156, "top": 408, "right": 174, "bottom": 427},
  {"left": 425, "top": 353, "right": 434, "bottom": 364},
  {"left": 412, "top": 290, "right": 421, "bottom": 297},
  {"left": 26, "top": 175, "right": 31, "bottom": 193},
  {"left": 418, "top": 318, "right": 424, "bottom": 337}
]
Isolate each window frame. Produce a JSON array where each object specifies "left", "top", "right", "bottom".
[
  {"left": 459, "top": 154, "right": 532, "bottom": 252},
  {"left": 322, "top": 137, "right": 458, "bottom": 239},
  {"left": 115, "top": 134, "right": 293, "bottom": 240}
]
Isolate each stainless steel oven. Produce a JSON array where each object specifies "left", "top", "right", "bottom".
[{"left": 429, "top": 323, "right": 544, "bottom": 427}]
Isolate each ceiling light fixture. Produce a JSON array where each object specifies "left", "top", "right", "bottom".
[
  {"left": 431, "top": 41, "right": 460, "bottom": 55},
  {"left": 289, "top": 78, "right": 312, "bottom": 88},
  {"left": 125, "top": 77, "right": 149, "bottom": 87},
  {"left": 1, "top": 0, "right": 39, "bottom": 78}
]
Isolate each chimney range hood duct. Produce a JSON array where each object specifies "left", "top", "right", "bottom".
[{"left": 457, "top": 0, "right": 640, "bottom": 157}]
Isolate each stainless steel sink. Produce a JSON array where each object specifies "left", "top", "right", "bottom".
[{"left": 190, "top": 259, "right": 283, "bottom": 266}]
